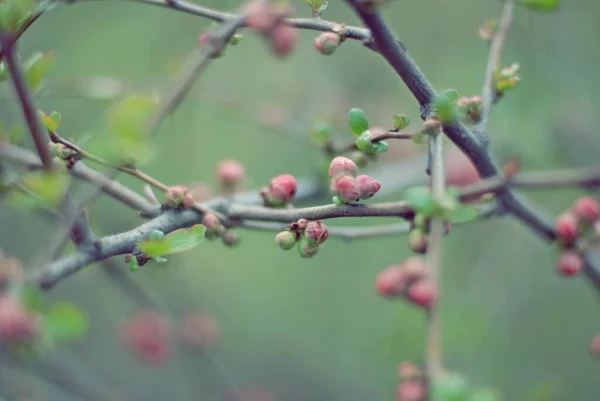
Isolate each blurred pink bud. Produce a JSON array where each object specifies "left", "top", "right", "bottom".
[
  {"left": 397, "top": 361, "right": 422, "bottom": 380},
  {"left": 557, "top": 250, "right": 583, "bottom": 277},
  {"left": 179, "top": 311, "right": 220, "bottom": 349},
  {"left": 118, "top": 310, "right": 171, "bottom": 365},
  {"left": 190, "top": 183, "right": 213, "bottom": 202},
  {"left": 202, "top": 213, "right": 221, "bottom": 230},
  {"left": 0, "top": 296, "right": 39, "bottom": 344},
  {"left": 315, "top": 32, "right": 340, "bottom": 55},
  {"left": 356, "top": 174, "right": 381, "bottom": 199},
  {"left": 590, "top": 334, "right": 600, "bottom": 358},
  {"left": 269, "top": 174, "right": 297, "bottom": 205},
  {"left": 396, "top": 380, "right": 425, "bottom": 401},
  {"left": 243, "top": 0, "right": 277, "bottom": 32},
  {"left": 328, "top": 156, "right": 357, "bottom": 179},
  {"left": 198, "top": 32, "right": 211, "bottom": 46},
  {"left": 401, "top": 257, "right": 428, "bottom": 282},
  {"left": 304, "top": 220, "right": 329, "bottom": 244},
  {"left": 572, "top": 196, "right": 600, "bottom": 223},
  {"left": 407, "top": 280, "right": 437, "bottom": 309},
  {"left": 555, "top": 211, "right": 579, "bottom": 244},
  {"left": 376, "top": 266, "right": 407, "bottom": 297},
  {"left": 222, "top": 231, "right": 240, "bottom": 247},
  {"left": 165, "top": 185, "right": 190, "bottom": 208},
  {"left": 182, "top": 194, "right": 195, "bottom": 208},
  {"left": 217, "top": 160, "right": 246, "bottom": 188},
  {"left": 270, "top": 24, "right": 297, "bottom": 57}
]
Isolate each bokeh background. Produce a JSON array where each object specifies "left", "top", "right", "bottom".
[{"left": 1, "top": 0, "right": 600, "bottom": 400}]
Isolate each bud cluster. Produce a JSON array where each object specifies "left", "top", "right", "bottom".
[
  {"left": 260, "top": 174, "right": 297, "bottom": 207},
  {"left": 328, "top": 156, "right": 381, "bottom": 204},
  {"left": 275, "top": 219, "right": 329, "bottom": 258},
  {"left": 375, "top": 257, "right": 437, "bottom": 309},
  {"left": 243, "top": 0, "right": 297, "bottom": 58},
  {"left": 396, "top": 361, "right": 425, "bottom": 401},
  {"left": 554, "top": 196, "right": 600, "bottom": 277},
  {"left": 48, "top": 141, "right": 80, "bottom": 168},
  {"left": 164, "top": 185, "right": 195, "bottom": 209},
  {"left": 456, "top": 95, "right": 484, "bottom": 124},
  {"left": 202, "top": 213, "right": 240, "bottom": 248}
]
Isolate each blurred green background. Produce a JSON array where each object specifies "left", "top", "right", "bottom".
[{"left": 1, "top": 0, "right": 600, "bottom": 400}]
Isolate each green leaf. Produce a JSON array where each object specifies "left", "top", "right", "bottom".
[
  {"left": 106, "top": 94, "right": 158, "bottom": 164},
  {"left": 356, "top": 131, "right": 373, "bottom": 152},
  {"left": 348, "top": 108, "right": 369, "bottom": 136},
  {"left": 393, "top": 114, "right": 410, "bottom": 130},
  {"left": 44, "top": 302, "right": 90, "bottom": 343},
  {"left": 39, "top": 111, "right": 58, "bottom": 132},
  {"left": 404, "top": 186, "right": 436, "bottom": 215},
  {"left": 434, "top": 93, "right": 458, "bottom": 124},
  {"left": 49, "top": 111, "right": 62, "bottom": 130},
  {"left": 518, "top": 0, "right": 559, "bottom": 12},
  {"left": 309, "top": 123, "right": 333, "bottom": 146},
  {"left": 450, "top": 204, "right": 481, "bottom": 224},
  {"left": 371, "top": 141, "right": 389, "bottom": 153},
  {"left": 25, "top": 52, "right": 56, "bottom": 93},
  {"left": 0, "top": 0, "right": 34, "bottom": 33},
  {"left": 22, "top": 171, "right": 68, "bottom": 206},
  {"left": 432, "top": 373, "right": 470, "bottom": 401},
  {"left": 138, "top": 224, "right": 206, "bottom": 258},
  {"left": 444, "top": 88, "right": 460, "bottom": 104}
]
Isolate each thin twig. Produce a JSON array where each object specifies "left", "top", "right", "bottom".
[
  {"left": 474, "top": 0, "right": 515, "bottom": 141},
  {"left": 3, "top": 42, "right": 53, "bottom": 170},
  {"left": 425, "top": 130, "right": 445, "bottom": 391},
  {"left": 338, "top": 130, "right": 414, "bottom": 153}
]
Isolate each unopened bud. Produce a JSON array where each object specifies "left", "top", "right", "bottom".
[
  {"left": 243, "top": 0, "right": 277, "bottom": 33},
  {"left": 572, "top": 196, "right": 600, "bottom": 223},
  {"left": 356, "top": 174, "right": 381, "bottom": 199},
  {"left": 555, "top": 212, "right": 579, "bottom": 244},
  {"left": 0, "top": 296, "right": 39, "bottom": 344},
  {"left": 165, "top": 185, "right": 190, "bottom": 208},
  {"left": 217, "top": 160, "right": 245, "bottom": 189},
  {"left": 202, "top": 213, "right": 221, "bottom": 230},
  {"left": 328, "top": 156, "right": 357, "bottom": 179},
  {"left": 557, "top": 250, "right": 583, "bottom": 277},
  {"left": 375, "top": 265, "right": 407, "bottom": 297},
  {"left": 396, "top": 380, "right": 426, "bottom": 401},
  {"left": 222, "top": 231, "right": 240, "bottom": 247},
  {"left": 315, "top": 32, "right": 340, "bottom": 55},
  {"left": 304, "top": 220, "right": 329, "bottom": 244},
  {"left": 330, "top": 176, "right": 360, "bottom": 202},
  {"left": 182, "top": 194, "right": 195, "bottom": 208},
  {"left": 406, "top": 280, "right": 437, "bottom": 309},
  {"left": 270, "top": 24, "right": 297, "bottom": 58},
  {"left": 408, "top": 229, "right": 428, "bottom": 254},
  {"left": 298, "top": 235, "right": 319, "bottom": 258},
  {"left": 276, "top": 230, "right": 297, "bottom": 250},
  {"left": 265, "top": 174, "right": 297, "bottom": 206}
]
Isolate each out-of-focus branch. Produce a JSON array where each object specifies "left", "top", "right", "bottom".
[{"left": 474, "top": 0, "right": 515, "bottom": 141}]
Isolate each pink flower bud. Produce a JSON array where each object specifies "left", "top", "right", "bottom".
[
  {"left": 270, "top": 24, "right": 297, "bottom": 58},
  {"left": 222, "top": 231, "right": 240, "bottom": 247},
  {"left": 555, "top": 212, "right": 579, "bottom": 244},
  {"left": 217, "top": 160, "right": 245, "bottom": 188},
  {"left": 243, "top": 0, "right": 277, "bottom": 33},
  {"left": 268, "top": 174, "right": 297, "bottom": 205},
  {"left": 397, "top": 361, "right": 422, "bottom": 380},
  {"left": 179, "top": 311, "right": 220, "bottom": 349},
  {"left": 202, "top": 213, "right": 221, "bottom": 230},
  {"left": 401, "top": 257, "right": 427, "bottom": 282},
  {"left": 557, "top": 250, "right": 582, "bottom": 277},
  {"left": 407, "top": 280, "right": 437, "bottom": 309},
  {"left": 375, "top": 265, "right": 407, "bottom": 297},
  {"left": 118, "top": 310, "right": 171, "bottom": 365},
  {"left": 328, "top": 156, "right": 357, "bottom": 179},
  {"left": 182, "top": 194, "right": 195, "bottom": 208},
  {"left": 296, "top": 218, "right": 310, "bottom": 230},
  {"left": 304, "top": 220, "right": 329, "bottom": 244},
  {"left": 330, "top": 176, "right": 360, "bottom": 202},
  {"left": 396, "top": 380, "right": 426, "bottom": 401},
  {"left": 315, "top": 32, "right": 340, "bottom": 55},
  {"left": 356, "top": 174, "right": 381, "bottom": 199},
  {"left": 572, "top": 196, "right": 600, "bottom": 223},
  {"left": 165, "top": 185, "right": 189, "bottom": 208},
  {"left": 0, "top": 296, "right": 39, "bottom": 344}
]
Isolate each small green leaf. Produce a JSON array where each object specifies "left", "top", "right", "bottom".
[
  {"left": 393, "top": 113, "right": 410, "bottom": 130},
  {"left": 138, "top": 224, "right": 206, "bottom": 258},
  {"left": 444, "top": 88, "right": 460, "bottom": 104},
  {"left": 49, "top": 111, "right": 62, "bottom": 130},
  {"left": 434, "top": 93, "right": 458, "bottom": 123},
  {"left": 518, "top": 0, "right": 559, "bottom": 12},
  {"left": 411, "top": 132, "right": 428, "bottom": 145},
  {"left": 25, "top": 52, "right": 56, "bottom": 93},
  {"left": 332, "top": 196, "right": 344, "bottom": 205},
  {"left": 371, "top": 141, "right": 389, "bottom": 153},
  {"left": 22, "top": 171, "right": 68, "bottom": 206},
  {"left": 450, "top": 204, "right": 481, "bottom": 224},
  {"left": 44, "top": 302, "right": 90, "bottom": 343},
  {"left": 309, "top": 123, "right": 333, "bottom": 146},
  {"left": 39, "top": 111, "right": 58, "bottom": 132},
  {"left": 356, "top": 131, "right": 373, "bottom": 152},
  {"left": 405, "top": 186, "right": 436, "bottom": 215},
  {"left": 348, "top": 108, "right": 369, "bottom": 136},
  {"left": 0, "top": 0, "right": 34, "bottom": 33}
]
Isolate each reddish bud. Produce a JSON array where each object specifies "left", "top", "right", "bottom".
[
  {"left": 179, "top": 312, "right": 220, "bottom": 349},
  {"left": 0, "top": 296, "right": 39, "bottom": 344},
  {"left": 330, "top": 176, "right": 360, "bottom": 202},
  {"left": 328, "top": 156, "right": 358, "bottom": 179},
  {"left": 243, "top": 0, "right": 277, "bottom": 33},
  {"left": 182, "top": 194, "right": 195, "bottom": 208},
  {"left": 397, "top": 361, "right": 422, "bottom": 380},
  {"left": 396, "top": 380, "right": 426, "bottom": 401},
  {"left": 356, "top": 174, "right": 381, "bottom": 199},
  {"left": 222, "top": 231, "right": 240, "bottom": 247},
  {"left": 305, "top": 220, "right": 329, "bottom": 244},
  {"left": 555, "top": 212, "right": 579, "bottom": 244},
  {"left": 118, "top": 310, "right": 171, "bottom": 365},
  {"left": 202, "top": 213, "right": 221, "bottom": 230},
  {"left": 422, "top": 118, "right": 441, "bottom": 135},
  {"left": 407, "top": 280, "right": 437, "bottom": 309},
  {"left": 315, "top": 32, "right": 340, "bottom": 55},
  {"left": 401, "top": 257, "right": 428, "bottom": 282},
  {"left": 590, "top": 334, "right": 600, "bottom": 358},
  {"left": 267, "top": 174, "right": 297, "bottom": 206},
  {"left": 276, "top": 230, "right": 297, "bottom": 250},
  {"left": 376, "top": 265, "right": 407, "bottom": 297},
  {"left": 445, "top": 150, "right": 482, "bottom": 188},
  {"left": 296, "top": 218, "right": 310, "bottom": 230},
  {"left": 165, "top": 185, "right": 189, "bottom": 208},
  {"left": 408, "top": 229, "right": 428, "bottom": 254},
  {"left": 572, "top": 196, "right": 600, "bottom": 223},
  {"left": 557, "top": 250, "right": 583, "bottom": 277},
  {"left": 270, "top": 24, "right": 297, "bottom": 58},
  {"left": 217, "top": 160, "right": 245, "bottom": 188}
]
